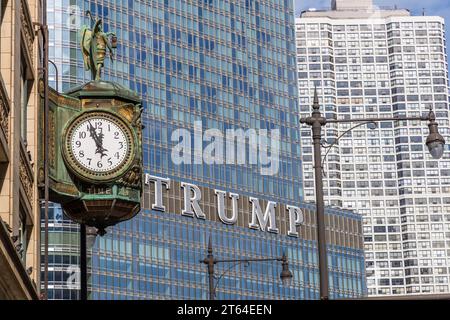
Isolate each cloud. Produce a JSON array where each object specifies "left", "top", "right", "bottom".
[{"left": 294, "top": 0, "right": 328, "bottom": 13}]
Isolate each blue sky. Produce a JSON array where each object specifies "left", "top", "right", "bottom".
[{"left": 294, "top": 0, "right": 450, "bottom": 40}]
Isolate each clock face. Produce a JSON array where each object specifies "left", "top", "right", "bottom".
[
  {"left": 71, "top": 118, "right": 128, "bottom": 172},
  {"left": 63, "top": 111, "right": 135, "bottom": 182}
]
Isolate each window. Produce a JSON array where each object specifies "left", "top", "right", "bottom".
[{"left": 18, "top": 209, "right": 28, "bottom": 264}]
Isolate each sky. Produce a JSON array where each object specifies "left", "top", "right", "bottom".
[
  {"left": 294, "top": 0, "right": 450, "bottom": 43},
  {"left": 294, "top": 0, "right": 450, "bottom": 19}
]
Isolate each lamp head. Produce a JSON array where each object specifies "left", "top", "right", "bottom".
[
  {"left": 366, "top": 122, "right": 377, "bottom": 130},
  {"left": 86, "top": 226, "right": 99, "bottom": 249},
  {"left": 426, "top": 114, "right": 445, "bottom": 159},
  {"left": 280, "top": 253, "right": 293, "bottom": 286},
  {"left": 427, "top": 139, "right": 445, "bottom": 159}
]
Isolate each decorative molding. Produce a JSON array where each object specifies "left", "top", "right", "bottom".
[
  {"left": 0, "top": 79, "right": 10, "bottom": 143},
  {"left": 48, "top": 109, "right": 55, "bottom": 168},
  {"left": 49, "top": 180, "right": 78, "bottom": 196},
  {"left": 19, "top": 143, "right": 34, "bottom": 205},
  {"left": 49, "top": 89, "right": 80, "bottom": 109},
  {"left": 20, "top": 0, "right": 35, "bottom": 66},
  {"left": 119, "top": 163, "right": 142, "bottom": 188},
  {"left": 117, "top": 104, "right": 135, "bottom": 122}
]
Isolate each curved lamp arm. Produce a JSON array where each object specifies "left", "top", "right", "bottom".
[
  {"left": 48, "top": 60, "right": 59, "bottom": 92},
  {"left": 321, "top": 121, "right": 377, "bottom": 177},
  {"left": 212, "top": 261, "right": 250, "bottom": 299}
]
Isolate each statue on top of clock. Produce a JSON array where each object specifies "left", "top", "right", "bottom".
[{"left": 80, "top": 11, "right": 117, "bottom": 81}]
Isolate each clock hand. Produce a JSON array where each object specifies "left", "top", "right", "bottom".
[
  {"left": 87, "top": 121, "right": 98, "bottom": 140},
  {"left": 87, "top": 121, "right": 108, "bottom": 158},
  {"left": 87, "top": 121, "right": 102, "bottom": 147},
  {"left": 96, "top": 132, "right": 108, "bottom": 159}
]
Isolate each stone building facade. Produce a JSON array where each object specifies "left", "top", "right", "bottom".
[{"left": 0, "top": 0, "right": 42, "bottom": 299}]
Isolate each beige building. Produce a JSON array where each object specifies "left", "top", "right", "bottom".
[{"left": 0, "top": 0, "right": 42, "bottom": 299}]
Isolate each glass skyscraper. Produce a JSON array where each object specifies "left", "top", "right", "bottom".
[
  {"left": 42, "top": 0, "right": 366, "bottom": 300},
  {"left": 297, "top": 0, "right": 450, "bottom": 296}
]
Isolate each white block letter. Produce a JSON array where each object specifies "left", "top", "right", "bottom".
[
  {"left": 215, "top": 190, "right": 239, "bottom": 225},
  {"left": 248, "top": 198, "right": 279, "bottom": 233},
  {"left": 145, "top": 175, "right": 171, "bottom": 211},
  {"left": 287, "top": 205, "right": 304, "bottom": 237},
  {"left": 181, "top": 182, "right": 205, "bottom": 219}
]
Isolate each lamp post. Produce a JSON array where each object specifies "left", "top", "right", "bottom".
[
  {"left": 200, "top": 236, "right": 293, "bottom": 300},
  {"left": 299, "top": 87, "right": 445, "bottom": 300},
  {"left": 33, "top": 19, "right": 49, "bottom": 301},
  {"left": 80, "top": 225, "right": 98, "bottom": 300}
]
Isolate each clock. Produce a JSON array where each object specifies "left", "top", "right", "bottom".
[{"left": 62, "top": 110, "right": 136, "bottom": 183}]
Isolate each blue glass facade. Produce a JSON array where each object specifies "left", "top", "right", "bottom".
[
  {"left": 89, "top": 209, "right": 365, "bottom": 300},
  {"left": 42, "top": 0, "right": 367, "bottom": 299}
]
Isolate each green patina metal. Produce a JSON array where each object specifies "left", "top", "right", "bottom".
[
  {"left": 80, "top": 11, "right": 117, "bottom": 81},
  {"left": 61, "top": 104, "right": 137, "bottom": 184},
  {"left": 38, "top": 19, "right": 143, "bottom": 235}
]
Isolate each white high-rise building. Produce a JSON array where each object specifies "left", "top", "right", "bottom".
[{"left": 296, "top": 0, "right": 450, "bottom": 296}]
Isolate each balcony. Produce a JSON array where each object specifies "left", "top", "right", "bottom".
[{"left": 0, "top": 77, "right": 9, "bottom": 163}]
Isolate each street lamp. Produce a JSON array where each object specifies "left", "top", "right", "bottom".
[
  {"left": 299, "top": 87, "right": 445, "bottom": 300},
  {"left": 80, "top": 225, "right": 99, "bottom": 300},
  {"left": 426, "top": 111, "right": 446, "bottom": 159},
  {"left": 280, "top": 256, "right": 293, "bottom": 286},
  {"left": 200, "top": 236, "right": 293, "bottom": 300}
]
